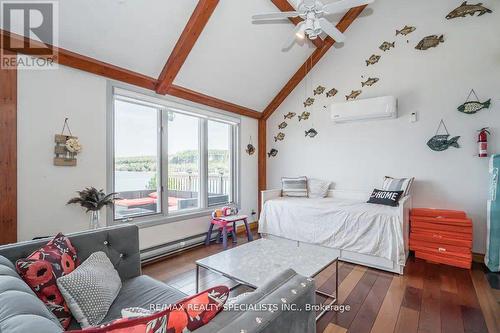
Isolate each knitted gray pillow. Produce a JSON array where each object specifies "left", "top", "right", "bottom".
[{"left": 56, "top": 251, "right": 122, "bottom": 328}]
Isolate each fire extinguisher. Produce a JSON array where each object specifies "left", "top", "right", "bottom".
[{"left": 478, "top": 127, "right": 490, "bottom": 158}]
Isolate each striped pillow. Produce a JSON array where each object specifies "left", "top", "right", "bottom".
[
  {"left": 382, "top": 176, "right": 414, "bottom": 197},
  {"left": 281, "top": 177, "right": 308, "bottom": 197}
]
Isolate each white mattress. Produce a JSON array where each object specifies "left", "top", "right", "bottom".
[{"left": 258, "top": 197, "right": 405, "bottom": 265}]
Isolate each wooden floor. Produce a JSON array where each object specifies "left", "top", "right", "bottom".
[{"left": 142, "top": 232, "right": 500, "bottom": 333}]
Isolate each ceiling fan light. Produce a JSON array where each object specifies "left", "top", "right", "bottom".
[{"left": 296, "top": 30, "right": 305, "bottom": 39}]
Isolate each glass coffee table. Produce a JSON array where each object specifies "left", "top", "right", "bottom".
[{"left": 195, "top": 237, "right": 338, "bottom": 320}]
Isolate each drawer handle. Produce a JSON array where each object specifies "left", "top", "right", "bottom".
[
  {"left": 438, "top": 247, "right": 446, "bottom": 252},
  {"left": 433, "top": 234, "right": 442, "bottom": 238}
]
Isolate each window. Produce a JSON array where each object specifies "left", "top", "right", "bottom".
[
  {"left": 167, "top": 112, "right": 200, "bottom": 212},
  {"left": 110, "top": 90, "right": 239, "bottom": 223}
]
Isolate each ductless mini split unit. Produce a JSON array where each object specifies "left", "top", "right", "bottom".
[{"left": 330, "top": 95, "right": 398, "bottom": 123}]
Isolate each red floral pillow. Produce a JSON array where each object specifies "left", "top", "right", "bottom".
[
  {"left": 75, "top": 286, "right": 230, "bottom": 333},
  {"left": 16, "top": 233, "right": 79, "bottom": 329}
]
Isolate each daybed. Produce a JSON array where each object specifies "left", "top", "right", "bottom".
[{"left": 259, "top": 189, "right": 412, "bottom": 274}]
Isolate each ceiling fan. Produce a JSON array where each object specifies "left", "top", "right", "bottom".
[{"left": 252, "top": 0, "right": 374, "bottom": 50}]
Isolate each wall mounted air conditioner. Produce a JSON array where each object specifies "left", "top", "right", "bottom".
[{"left": 331, "top": 96, "right": 397, "bottom": 123}]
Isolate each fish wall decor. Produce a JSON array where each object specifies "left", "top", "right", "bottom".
[
  {"left": 396, "top": 25, "right": 416, "bottom": 36},
  {"left": 366, "top": 54, "right": 381, "bottom": 66},
  {"left": 346, "top": 90, "right": 362, "bottom": 101},
  {"left": 446, "top": 1, "right": 492, "bottom": 19},
  {"left": 303, "top": 97, "right": 315, "bottom": 107},
  {"left": 326, "top": 88, "right": 338, "bottom": 98},
  {"left": 457, "top": 89, "right": 491, "bottom": 114},
  {"left": 379, "top": 41, "right": 395, "bottom": 52},
  {"left": 427, "top": 119, "right": 460, "bottom": 151},
  {"left": 298, "top": 111, "right": 310, "bottom": 121},
  {"left": 361, "top": 77, "right": 379, "bottom": 87},
  {"left": 278, "top": 121, "right": 288, "bottom": 129},
  {"left": 305, "top": 128, "right": 318, "bottom": 138},
  {"left": 284, "top": 112, "right": 296, "bottom": 119},
  {"left": 314, "top": 86, "right": 326, "bottom": 95},
  {"left": 267, "top": 149, "right": 278, "bottom": 158},
  {"left": 415, "top": 35, "right": 444, "bottom": 50},
  {"left": 245, "top": 136, "right": 255, "bottom": 155},
  {"left": 274, "top": 132, "right": 285, "bottom": 142},
  {"left": 246, "top": 143, "right": 255, "bottom": 155}
]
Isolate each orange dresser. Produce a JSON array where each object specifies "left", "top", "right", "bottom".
[{"left": 409, "top": 208, "right": 472, "bottom": 269}]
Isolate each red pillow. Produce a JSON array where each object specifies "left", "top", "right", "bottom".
[
  {"left": 75, "top": 285, "right": 230, "bottom": 333},
  {"left": 16, "top": 233, "right": 79, "bottom": 329}
]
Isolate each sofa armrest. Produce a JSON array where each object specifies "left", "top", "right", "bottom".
[{"left": 195, "top": 269, "right": 316, "bottom": 333}]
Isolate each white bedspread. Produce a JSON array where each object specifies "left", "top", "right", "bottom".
[{"left": 258, "top": 197, "right": 405, "bottom": 265}]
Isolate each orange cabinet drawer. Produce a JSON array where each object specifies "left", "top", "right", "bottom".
[
  {"left": 411, "top": 228, "right": 472, "bottom": 241},
  {"left": 411, "top": 221, "right": 472, "bottom": 234},
  {"left": 410, "top": 232, "right": 472, "bottom": 248},
  {"left": 411, "top": 216, "right": 472, "bottom": 227},
  {"left": 415, "top": 251, "right": 471, "bottom": 269},
  {"left": 410, "top": 240, "right": 471, "bottom": 260},
  {"left": 411, "top": 208, "right": 467, "bottom": 219}
]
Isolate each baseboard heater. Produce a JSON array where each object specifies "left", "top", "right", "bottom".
[{"left": 140, "top": 230, "right": 219, "bottom": 264}]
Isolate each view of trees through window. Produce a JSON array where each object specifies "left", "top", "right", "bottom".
[{"left": 113, "top": 97, "right": 234, "bottom": 220}]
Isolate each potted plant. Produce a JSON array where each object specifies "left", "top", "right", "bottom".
[{"left": 67, "top": 187, "right": 119, "bottom": 229}]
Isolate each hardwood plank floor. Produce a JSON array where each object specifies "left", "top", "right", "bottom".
[{"left": 142, "top": 232, "right": 497, "bottom": 333}]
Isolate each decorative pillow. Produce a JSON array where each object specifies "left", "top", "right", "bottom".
[
  {"left": 57, "top": 251, "right": 122, "bottom": 328},
  {"left": 75, "top": 286, "right": 230, "bottom": 333},
  {"left": 282, "top": 176, "right": 308, "bottom": 197},
  {"left": 382, "top": 176, "right": 414, "bottom": 197},
  {"left": 367, "top": 189, "right": 403, "bottom": 207},
  {"left": 15, "top": 233, "right": 79, "bottom": 329},
  {"left": 307, "top": 178, "right": 331, "bottom": 198}
]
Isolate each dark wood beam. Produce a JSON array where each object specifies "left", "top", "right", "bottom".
[
  {"left": 156, "top": 0, "right": 219, "bottom": 94},
  {"left": 261, "top": 6, "right": 366, "bottom": 120},
  {"left": 0, "top": 50, "right": 18, "bottom": 245},
  {"left": 166, "top": 85, "right": 261, "bottom": 119},
  {"left": 1, "top": 29, "right": 258, "bottom": 119},
  {"left": 270, "top": 0, "right": 323, "bottom": 48},
  {"left": 1, "top": 29, "right": 158, "bottom": 90},
  {"left": 258, "top": 118, "right": 267, "bottom": 212}
]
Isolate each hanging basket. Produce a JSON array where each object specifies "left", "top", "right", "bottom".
[{"left": 54, "top": 118, "right": 81, "bottom": 166}]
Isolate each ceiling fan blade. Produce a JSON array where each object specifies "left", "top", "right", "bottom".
[
  {"left": 252, "top": 11, "right": 300, "bottom": 20},
  {"left": 323, "top": 0, "right": 374, "bottom": 14},
  {"left": 318, "top": 18, "right": 346, "bottom": 42},
  {"left": 282, "top": 22, "right": 305, "bottom": 51}
]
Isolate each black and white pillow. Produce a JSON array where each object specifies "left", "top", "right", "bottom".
[
  {"left": 367, "top": 189, "right": 403, "bottom": 207},
  {"left": 281, "top": 176, "right": 308, "bottom": 197},
  {"left": 382, "top": 176, "right": 414, "bottom": 197}
]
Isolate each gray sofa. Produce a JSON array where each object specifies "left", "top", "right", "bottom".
[{"left": 0, "top": 224, "right": 316, "bottom": 333}]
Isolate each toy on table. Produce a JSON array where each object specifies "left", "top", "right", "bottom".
[{"left": 205, "top": 206, "right": 252, "bottom": 250}]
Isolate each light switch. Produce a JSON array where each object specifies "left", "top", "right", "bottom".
[{"left": 410, "top": 111, "right": 418, "bottom": 123}]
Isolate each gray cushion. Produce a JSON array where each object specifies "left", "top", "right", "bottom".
[
  {"left": 57, "top": 252, "right": 122, "bottom": 328},
  {"left": 0, "top": 224, "right": 141, "bottom": 281},
  {"left": 102, "top": 275, "right": 187, "bottom": 324}
]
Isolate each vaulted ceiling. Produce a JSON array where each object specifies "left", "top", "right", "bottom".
[{"left": 2, "top": 0, "right": 367, "bottom": 116}]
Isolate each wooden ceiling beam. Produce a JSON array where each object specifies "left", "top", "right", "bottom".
[
  {"left": 166, "top": 85, "right": 261, "bottom": 119},
  {"left": 1, "top": 29, "right": 158, "bottom": 90},
  {"left": 270, "top": 0, "right": 323, "bottom": 48},
  {"left": 1, "top": 29, "right": 260, "bottom": 119},
  {"left": 155, "top": 0, "right": 219, "bottom": 95},
  {"left": 261, "top": 5, "right": 367, "bottom": 120}
]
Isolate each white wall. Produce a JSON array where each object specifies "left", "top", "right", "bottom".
[
  {"left": 267, "top": 0, "right": 500, "bottom": 253},
  {"left": 17, "top": 65, "right": 259, "bottom": 250}
]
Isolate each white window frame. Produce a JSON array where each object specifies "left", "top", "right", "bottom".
[{"left": 107, "top": 83, "right": 241, "bottom": 227}]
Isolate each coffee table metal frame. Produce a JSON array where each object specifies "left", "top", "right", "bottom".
[{"left": 195, "top": 255, "right": 338, "bottom": 321}]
